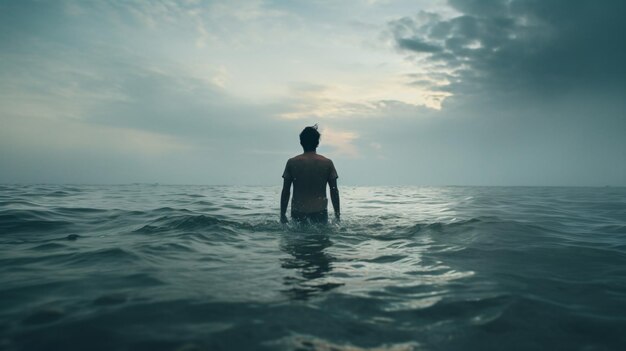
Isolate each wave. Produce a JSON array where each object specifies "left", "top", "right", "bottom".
[
  {"left": 0, "top": 210, "right": 73, "bottom": 234},
  {"left": 132, "top": 214, "right": 243, "bottom": 240}
]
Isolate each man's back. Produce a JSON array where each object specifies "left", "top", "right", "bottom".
[{"left": 283, "top": 153, "right": 338, "bottom": 213}]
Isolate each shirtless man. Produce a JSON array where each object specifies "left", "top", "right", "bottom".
[{"left": 280, "top": 125, "right": 340, "bottom": 224}]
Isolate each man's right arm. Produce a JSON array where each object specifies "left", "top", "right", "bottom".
[
  {"left": 280, "top": 178, "right": 291, "bottom": 223},
  {"left": 329, "top": 178, "right": 340, "bottom": 221}
]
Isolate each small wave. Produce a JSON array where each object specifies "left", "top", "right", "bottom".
[
  {"left": 598, "top": 224, "right": 626, "bottom": 234},
  {"left": 0, "top": 200, "right": 44, "bottom": 208},
  {"left": 46, "top": 190, "right": 73, "bottom": 197},
  {"left": 22, "top": 307, "right": 65, "bottom": 325},
  {"left": 0, "top": 211, "right": 72, "bottom": 234},
  {"left": 93, "top": 293, "right": 128, "bottom": 306},
  {"left": 191, "top": 200, "right": 214, "bottom": 206},
  {"left": 361, "top": 217, "right": 485, "bottom": 241},
  {"left": 62, "top": 247, "right": 141, "bottom": 266},
  {"left": 362, "top": 254, "right": 406, "bottom": 264},
  {"left": 152, "top": 206, "right": 194, "bottom": 214},
  {"left": 266, "top": 334, "right": 420, "bottom": 351},
  {"left": 133, "top": 214, "right": 234, "bottom": 234},
  {"left": 51, "top": 207, "right": 108, "bottom": 214},
  {"left": 30, "top": 242, "right": 68, "bottom": 251}
]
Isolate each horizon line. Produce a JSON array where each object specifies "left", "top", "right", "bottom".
[{"left": 1, "top": 183, "right": 624, "bottom": 188}]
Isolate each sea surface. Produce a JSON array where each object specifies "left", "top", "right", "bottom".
[{"left": 1, "top": 185, "right": 626, "bottom": 351}]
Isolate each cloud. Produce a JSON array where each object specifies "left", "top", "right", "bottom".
[
  {"left": 0, "top": 2, "right": 301, "bottom": 184},
  {"left": 276, "top": 77, "right": 446, "bottom": 120},
  {"left": 388, "top": 1, "right": 626, "bottom": 105},
  {"left": 396, "top": 38, "right": 442, "bottom": 53}
]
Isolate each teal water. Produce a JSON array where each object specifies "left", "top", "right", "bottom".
[{"left": 1, "top": 185, "right": 625, "bottom": 350}]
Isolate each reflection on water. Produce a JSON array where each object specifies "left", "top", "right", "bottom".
[{"left": 280, "top": 230, "right": 343, "bottom": 300}]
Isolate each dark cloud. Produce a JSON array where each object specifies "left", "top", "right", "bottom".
[
  {"left": 396, "top": 38, "right": 442, "bottom": 53},
  {"left": 381, "top": 0, "right": 626, "bottom": 186},
  {"left": 389, "top": 0, "right": 626, "bottom": 101}
]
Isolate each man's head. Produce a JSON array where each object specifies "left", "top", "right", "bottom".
[{"left": 299, "top": 125, "right": 320, "bottom": 152}]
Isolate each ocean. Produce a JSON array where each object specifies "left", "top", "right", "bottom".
[{"left": 1, "top": 184, "right": 625, "bottom": 351}]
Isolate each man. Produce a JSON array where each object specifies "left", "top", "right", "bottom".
[{"left": 281, "top": 125, "right": 340, "bottom": 224}]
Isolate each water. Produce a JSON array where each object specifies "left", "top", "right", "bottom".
[{"left": 1, "top": 185, "right": 625, "bottom": 351}]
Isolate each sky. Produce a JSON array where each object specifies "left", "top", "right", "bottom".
[{"left": 0, "top": 0, "right": 624, "bottom": 186}]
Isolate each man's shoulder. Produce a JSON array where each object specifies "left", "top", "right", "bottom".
[
  {"left": 288, "top": 153, "right": 334, "bottom": 164},
  {"left": 314, "top": 153, "right": 333, "bottom": 163},
  {"left": 287, "top": 155, "right": 301, "bottom": 163}
]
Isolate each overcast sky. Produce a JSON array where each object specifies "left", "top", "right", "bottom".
[{"left": 1, "top": 0, "right": 624, "bottom": 186}]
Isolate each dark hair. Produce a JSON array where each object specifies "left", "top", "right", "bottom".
[{"left": 299, "top": 125, "right": 320, "bottom": 152}]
